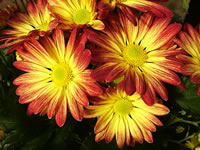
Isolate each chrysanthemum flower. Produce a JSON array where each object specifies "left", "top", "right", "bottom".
[
  {"left": 13, "top": 29, "right": 102, "bottom": 127},
  {"left": 84, "top": 87, "right": 169, "bottom": 148},
  {"left": 175, "top": 24, "right": 200, "bottom": 95},
  {"left": 86, "top": 12, "right": 185, "bottom": 105},
  {"left": 0, "top": 0, "right": 58, "bottom": 53},
  {"left": 48, "top": 0, "right": 104, "bottom": 30},
  {"left": 185, "top": 133, "right": 200, "bottom": 150},
  {"left": 97, "top": 0, "right": 173, "bottom": 24},
  {"left": 174, "top": 24, "right": 200, "bottom": 95}
]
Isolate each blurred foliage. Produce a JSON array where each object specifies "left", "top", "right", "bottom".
[
  {"left": 182, "top": 0, "right": 190, "bottom": 11},
  {"left": 164, "top": 0, "right": 190, "bottom": 23}
]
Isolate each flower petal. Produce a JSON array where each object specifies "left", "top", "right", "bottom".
[
  {"left": 55, "top": 96, "right": 67, "bottom": 127},
  {"left": 91, "top": 20, "right": 105, "bottom": 30}
]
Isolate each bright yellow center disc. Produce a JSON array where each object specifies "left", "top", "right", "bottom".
[
  {"left": 51, "top": 63, "right": 73, "bottom": 87},
  {"left": 123, "top": 44, "right": 147, "bottom": 66},
  {"left": 73, "top": 9, "right": 91, "bottom": 25},
  {"left": 114, "top": 100, "right": 133, "bottom": 115}
]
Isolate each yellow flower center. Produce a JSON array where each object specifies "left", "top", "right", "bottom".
[
  {"left": 73, "top": 9, "right": 91, "bottom": 25},
  {"left": 35, "top": 22, "right": 49, "bottom": 32},
  {"left": 114, "top": 100, "right": 133, "bottom": 115},
  {"left": 123, "top": 44, "right": 147, "bottom": 67},
  {"left": 51, "top": 63, "right": 73, "bottom": 87}
]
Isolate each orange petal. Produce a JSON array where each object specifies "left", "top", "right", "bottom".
[
  {"left": 126, "top": 116, "right": 143, "bottom": 144},
  {"left": 124, "top": 70, "right": 135, "bottom": 95},
  {"left": 47, "top": 88, "right": 62, "bottom": 118},
  {"left": 91, "top": 20, "right": 105, "bottom": 30},
  {"left": 104, "top": 114, "right": 119, "bottom": 143},
  {"left": 190, "top": 71, "right": 200, "bottom": 84},
  {"left": 91, "top": 63, "right": 116, "bottom": 81},
  {"left": 122, "top": 0, "right": 173, "bottom": 18},
  {"left": 70, "top": 82, "right": 89, "bottom": 106},
  {"left": 75, "top": 49, "right": 91, "bottom": 72},
  {"left": 134, "top": 70, "right": 146, "bottom": 95},
  {"left": 55, "top": 97, "right": 67, "bottom": 127},
  {"left": 66, "top": 28, "right": 77, "bottom": 60},
  {"left": 94, "top": 109, "right": 114, "bottom": 134},
  {"left": 52, "top": 29, "right": 65, "bottom": 59},
  {"left": 116, "top": 117, "right": 126, "bottom": 148},
  {"left": 105, "top": 64, "right": 125, "bottom": 82},
  {"left": 67, "top": 87, "right": 83, "bottom": 121}
]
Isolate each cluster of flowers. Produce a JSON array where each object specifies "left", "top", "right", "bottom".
[{"left": 0, "top": 0, "right": 200, "bottom": 148}]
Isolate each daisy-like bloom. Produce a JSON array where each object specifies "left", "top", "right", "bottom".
[
  {"left": 13, "top": 29, "right": 102, "bottom": 127},
  {"left": 185, "top": 133, "right": 200, "bottom": 150},
  {"left": 86, "top": 12, "right": 185, "bottom": 105},
  {"left": 175, "top": 24, "right": 200, "bottom": 95},
  {"left": 0, "top": 0, "right": 58, "bottom": 53},
  {"left": 97, "top": 0, "right": 173, "bottom": 24},
  {"left": 84, "top": 87, "right": 169, "bottom": 148},
  {"left": 48, "top": 0, "right": 104, "bottom": 30}
]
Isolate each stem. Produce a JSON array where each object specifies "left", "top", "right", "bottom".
[
  {"left": 0, "top": 84, "right": 5, "bottom": 100},
  {"left": 0, "top": 51, "right": 15, "bottom": 75},
  {"left": 168, "top": 116, "right": 200, "bottom": 127},
  {"left": 178, "top": 119, "right": 200, "bottom": 127},
  {"left": 168, "top": 139, "right": 187, "bottom": 148},
  {"left": 178, "top": 134, "right": 195, "bottom": 143},
  {"left": 0, "top": 51, "right": 8, "bottom": 66},
  {"left": 168, "top": 134, "right": 195, "bottom": 148}
]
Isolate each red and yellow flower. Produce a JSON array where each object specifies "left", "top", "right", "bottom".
[
  {"left": 0, "top": 0, "right": 58, "bottom": 53},
  {"left": 84, "top": 87, "right": 169, "bottom": 148},
  {"left": 97, "top": 0, "right": 173, "bottom": 24},
  {"left": 175, "top": 24, "right": 200, "bottom": 95},
  {"left": 86, "top": 12, "right": 184, "bottom": 105},
  {"left": 13, "top": 29, "right": 102, "bottom": 127},
  {"left": 48, "top": 0, "right": 104, "bottom": 30}
]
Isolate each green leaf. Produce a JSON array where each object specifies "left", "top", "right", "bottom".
[
  {"left": 20, "top": 131, "right": 52, "bottom": 150},
  {"left": 175, "top": 77, "right": 200, "bottom": 117},
  {"left": 182, "top": 0, "right": 189, "bottom": 11},
  {"left": 176, "top": 97, "right": 200, "bottom": 116}
]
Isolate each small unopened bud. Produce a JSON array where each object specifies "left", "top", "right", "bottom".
[
  {"left": 176, "top": 126, "right": 185, "bottom": 133},
  {"left": 16, "top": 52, "right": 23, "bottom": 61},
  {"left": 0, "top": 128, "right": 4, "bottom": 141},
  {"left": 179, "top": 110, "right": 187, "bottom": 115},
  {"left": 0, "top": 73, "right": 2, "bottom": 81}
]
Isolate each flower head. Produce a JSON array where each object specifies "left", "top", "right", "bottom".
[
  {"left": 97, "top": 0, "right": 173, "bottom": 24},
  {"left": 86, "top": 12, "right": 184, "bottom": 105},
  {"left": 13, "top": 29, "right": 102, "bottom": 127},
  {"left": 84, "top": 87, "right": 169, "bottom": 148},
  {"left": 175, "top": 24, "right": 200, "bottom": 95},
  {"left": 0, "top": 0, "right": 58, "bottom": 53},
  {"left": 185, "top": 133, "right": 200, "bottom": 150},
  {"left": 48, "top": 0, "right": 104, "bottom": 30}
]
